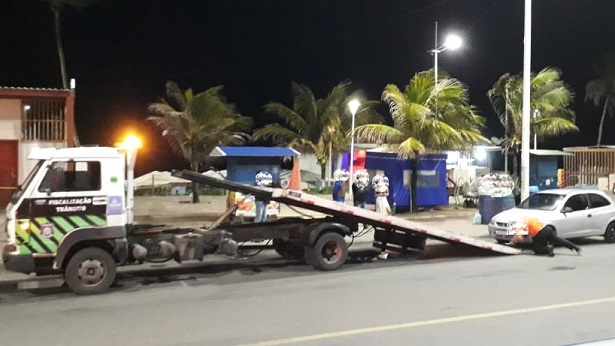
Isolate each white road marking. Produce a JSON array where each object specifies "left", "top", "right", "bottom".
[{"left": 241, "top": 296, "right": 615, "bottom": 345}]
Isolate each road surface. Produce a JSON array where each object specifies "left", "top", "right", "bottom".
[{"left": 0, "top": 235, "right": 613, "bottom": 346}]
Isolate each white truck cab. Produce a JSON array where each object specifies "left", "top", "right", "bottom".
[{"left": 4, "top": 146, "right": 130, "bottom": 278}]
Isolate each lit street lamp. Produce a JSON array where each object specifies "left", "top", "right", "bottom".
[
  {"left": 347, "top": 99, "right": 361, "bottom": 192},
  {"left": 429, "top": 21, "right": 463, "bottom": 86}
]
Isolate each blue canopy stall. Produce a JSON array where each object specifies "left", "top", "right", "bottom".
[{"left": 210, "top": 146, "right": 300, "bottom": 218}]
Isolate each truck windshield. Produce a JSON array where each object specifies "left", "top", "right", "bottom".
[{"left": 9, "top": 160, "right": 44, "bottom": 206}]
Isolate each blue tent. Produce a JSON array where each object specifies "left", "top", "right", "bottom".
[
  {"left": 364, "top": 152, "right": 412, "bottom": 210},
  {"left": 413, "top": 154, "right": 448, "bottom": 208},
  {"left": 364, "top": 152, "right": 449, "bottom": 211}
]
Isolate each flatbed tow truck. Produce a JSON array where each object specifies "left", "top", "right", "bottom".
[{"left": 3, "top": 141, "right": 520, "bottom": 295}]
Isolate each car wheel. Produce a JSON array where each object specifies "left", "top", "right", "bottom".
[{"left": 604, "top": 222, "right": 615, "bottom": 243}]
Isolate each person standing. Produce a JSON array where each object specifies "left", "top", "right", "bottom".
[
  {"left": 254, "top": 171, "right": 272, "bottom": 223},
  {"left": 374, "top": 175, "right": 391, "bottom": 259},
  {"left": 352, "top": 181, "right": 367, "bottom": 208},
  {"left": 507, "top": 216, "right": 581, "bottom": 256},
  {"left": 334, "top": 180, "right": 348, "bottom": 204},
  {"left": 352, "top": 171, "right": 369, "bottom": 208}
]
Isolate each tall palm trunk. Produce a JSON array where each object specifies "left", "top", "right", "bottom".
[
  {"left": 190, "top": 148, "right": 200, "bottom": 203},
  {"left": 52, "top": 6, "right": 69, "bottom": 89},
  {"left": 320, "top": 164, "right": 326, "bottom": 189},
  {"left": 597, "top": 95, "right": 611, "bottom": 146}
]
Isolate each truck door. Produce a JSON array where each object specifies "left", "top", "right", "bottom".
[{"left": 20, "top": 160, "right": 108, "bottom": 255}]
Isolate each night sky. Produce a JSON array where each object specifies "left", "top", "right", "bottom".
[{"left": 2, "top": 0, "right": 615, "bottom": 175}]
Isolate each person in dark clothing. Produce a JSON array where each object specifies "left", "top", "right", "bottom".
[
  {"left": 352, "top": 180, "right": 368, "bottom": 208},
  {"left": 508, "top": 216, "right": 581, "bottom": 257}
]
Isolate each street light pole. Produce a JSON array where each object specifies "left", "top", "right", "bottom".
[
  {"left": 434, "top": 21, "right": 439, "bottom": 86},
  {"left": 429, "top": 22, "right": 462, "bottom": 88},
  {"left": 347, "top": 99, "right": 361, "bottom": 195},
  {"left": 521, "top": 0, "right": 532, "bottom": 200}
]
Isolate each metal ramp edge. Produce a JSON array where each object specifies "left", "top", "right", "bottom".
[
  {"left": 270, "top": 189, "right": 520, "bottom": 255},
  {"left": 172, "top": 170, "right": 520, "bottom": 255}
]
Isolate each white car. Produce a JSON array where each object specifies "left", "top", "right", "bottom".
[{"left": 488, "top": 189, "right": 615, "bottom": 244}]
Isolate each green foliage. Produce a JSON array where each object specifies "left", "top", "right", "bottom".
[
  {"left": 585, "top": 52, "right": 615, "bottom": 146},
  {"left": 354, "top": 70, "right": 486, "bottom": 157},
  {"left": 303, "top": 186, "right": 334, "bottom": 195},
  {"left": 487, "top": 67, "right": 578, "bottom": 149},
  {"left": 147, "top": 81, "right": 252, "bottom": 171},
  {"left": 253, "top": 81, "right": 380, "bottom": 179}
]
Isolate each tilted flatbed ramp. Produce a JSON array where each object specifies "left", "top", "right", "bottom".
[{"left": 172, "top": 170, "right": 521, "bottom": 255}]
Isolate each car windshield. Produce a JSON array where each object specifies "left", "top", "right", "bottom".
[
  {"left": 517, "top": 193, "right": 564, "bottom": 211},
  {"left": 8, "top": 160, "right": 44, "bottom": 207}
]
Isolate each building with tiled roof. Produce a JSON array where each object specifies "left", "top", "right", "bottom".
[{"left": 0, "top": 81, "right": 76, "bottom": 205}]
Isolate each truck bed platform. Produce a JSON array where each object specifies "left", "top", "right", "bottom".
[{"left": 172, "top": 170, "right": 521, "bottom": 255}]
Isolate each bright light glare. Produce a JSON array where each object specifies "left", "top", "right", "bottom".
[
  {"left": 444, "top": 34, "right": 463, "bottom": 50},
  {"left": 119, "top": 135, "right": 142, "bottom": 150},
  {"left": 474, "top": 147, "right": 486, "bottom": 161},
  {"left": 348, "top": 99, "right": 361, "bottom": 116}
]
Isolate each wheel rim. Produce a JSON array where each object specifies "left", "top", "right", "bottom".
[
  {"left": 76, "top": 259, "right": 106, "bottom": 287},
  {"left": 321, "top": 240, "right": 341, "bottom": 263}
]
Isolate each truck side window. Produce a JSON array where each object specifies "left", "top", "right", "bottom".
[{"left": 38, "top": 161, "right": 102, "bottom": 192}]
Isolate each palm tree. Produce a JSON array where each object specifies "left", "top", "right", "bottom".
[
  {"left": 352, "top": 70, "right": 484, "bottom": 211},
  {"left": 253, "top": 81, "right": 377, "bottom": 183},
  {"left": 353, "top": 70, "right": 486, "bottom": 157},
  {"left": 488, "top": 67, "right": 578, "bottom": 176},
  {"left": 45, "top": 0, "right": 98, "bottom": 89},
  {"left": 148, "top": 81, "right": 252, "bottom": 203},
  {"left": 585, "top": 53, "right": 615, "bottom": 146}
]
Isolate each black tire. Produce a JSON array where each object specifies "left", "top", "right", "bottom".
[
  {"left": 304, "top": 232, "right": 348, "bottom": 271},
  {"left": 272, "top": 239, "right": 305, "bottom": 260},
  {"left": 604, "top": 222, "right": 615, "bottom": 243},
  {"left": 496, "top": 239, "right": 508, "bottom": 245},
  {"left": 64, "top": 247, "right": 116, "bottom": 295}
]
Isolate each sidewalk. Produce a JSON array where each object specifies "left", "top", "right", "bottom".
[{"left": 0, "top": 195, "right": 488, "bottom": 287}]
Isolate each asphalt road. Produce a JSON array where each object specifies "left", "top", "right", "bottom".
[{"left": 1, "top": 232, "right": 614, "bottom": 346}]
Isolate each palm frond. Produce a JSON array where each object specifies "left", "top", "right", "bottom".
[
  {"left": 165, "top": 81, "right": 188, "bottom": 110},
  {"left": 396, "top": 137, "right": 425, "bottom": 158},
  {"left": 264, "top": 102, "right": 308, "bottom": 135},
  {"left": 533, "top": 117, "right": 579, "bottom": 136},
  {"left": 353, "top": 124, "right": 405, "bottom": 144},
  {"left": 252, "top": 124, "right": 300, "bottom": 145}
]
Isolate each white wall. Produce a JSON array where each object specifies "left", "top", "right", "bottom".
[
  {"left": 0, "top": 99, "right": 21, "bottom": 140},
  {"left": 18, "top": 142, "right": 64, "bottom": 183}
]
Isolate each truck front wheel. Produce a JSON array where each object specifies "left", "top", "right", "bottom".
[
  {"left": 64, "top": 247, "right": 117, "bottom": 295},
  {"left": 305, "top": 232, "right": 348, "bottom": 271}
]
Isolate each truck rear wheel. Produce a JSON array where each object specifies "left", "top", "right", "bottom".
[
  {"left": 64, "top": 247, "right": 116, "bottom": 295},
  {"left": 305, "top": 232, "right": 348, "bottom": 271}
]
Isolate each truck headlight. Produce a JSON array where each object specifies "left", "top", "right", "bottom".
[{"left": 18, "top": 221, "right": 30, "bottom": 232}]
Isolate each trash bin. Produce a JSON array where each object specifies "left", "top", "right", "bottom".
[
  {"left": 476, "top": 172, "right": 516, "bottom": 224},
  {"left": 479, "top": 195, "right": 516, "bottom": 224}
]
